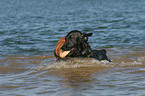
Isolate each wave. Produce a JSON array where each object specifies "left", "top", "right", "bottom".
[{"left": 36, "top": 56, "right": 145, "bottom": 70}]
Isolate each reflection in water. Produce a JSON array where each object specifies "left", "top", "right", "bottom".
[
  {"left": 57, "top": 68, "right": 102, "bottom": 86},
  {"left": 47, "top": 67, "right": 106, "bottom": 96}
]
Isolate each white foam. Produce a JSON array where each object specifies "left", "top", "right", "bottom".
[
  {"left": 36, "top": 56, "right": 145, "bottom": 71},
  {"left": 119, "top": 60, "right": 143, "bottom": 67},
  {"left": 36, "top": 58, "right": 114, "bottom": 70},
  {"left": 138, "top": 56, "right": 145, "bottom": 62}
]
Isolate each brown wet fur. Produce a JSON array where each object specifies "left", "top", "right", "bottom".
[{"left": 54, "top": 37, "right": 65, "bottom": 61}]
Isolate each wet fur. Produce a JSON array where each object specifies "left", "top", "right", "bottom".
[
  {"left": 55, "top": 30, "right": 111, "bottom": 62},
  {"left": 61, "top": 30, "right": 111, "bottom": 62}
]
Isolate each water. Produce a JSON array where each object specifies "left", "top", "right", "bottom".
[{"left": 0, "top": 0, "right": 145, "bottom": 95}]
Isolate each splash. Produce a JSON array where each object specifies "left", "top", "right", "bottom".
[
  {"left": 36, "top": 58, "right": 114, "bottom": 70},
  {"left": 115, "top": 56, "right": 145, "bottom": 67},
  {"left": 36, "top": 56, "right": 145, "bottom": 71}
]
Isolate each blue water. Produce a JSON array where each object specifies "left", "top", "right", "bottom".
[
  {"left": 0, "top": 0, "right": 145, "bottom": 96},
  {"left": 0, "top": 0, "right": 145, "bottom": 56}
]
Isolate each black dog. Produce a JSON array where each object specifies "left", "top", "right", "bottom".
[
  {"left": 61, "top": 30, "right": 111, "bottom": 62},
  {"left": 92, "top": 49, "right": 111, "bottom": 62},
  {"left": 61, "top": 30, "right": 93, "bottom": 57}
]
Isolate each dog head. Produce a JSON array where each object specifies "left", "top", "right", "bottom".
[{"left": 61, "top": 30, "right": 93, "bottom": 51}]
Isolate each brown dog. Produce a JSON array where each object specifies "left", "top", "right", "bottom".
[{"left": 54, "top": 37, "right": 71, "bottom": 61}]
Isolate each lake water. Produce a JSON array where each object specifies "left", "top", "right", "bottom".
[{"left": 0, "top": 0, "right": 145, "bottom": 95}]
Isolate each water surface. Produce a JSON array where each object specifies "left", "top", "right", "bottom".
[{"left": 0, "top": 0, "right": 145, "bottom": 95}]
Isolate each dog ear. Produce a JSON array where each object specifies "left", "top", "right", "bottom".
[
  {"left": 101, "top": 49, "right": 107, "bottom": 54},
  {"left": 87, "top": 33, "right": 93, "bottom": 37},
  {"left": 83, "top": 33, "right": 93, "bottom": 37}
]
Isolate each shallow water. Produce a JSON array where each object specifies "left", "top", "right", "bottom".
[
  {"left": 0, "top": 0, "right": 145, "bottom": 95},
  {"left": 0, "top": 54, "right": 145, "bottom": 96}
]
